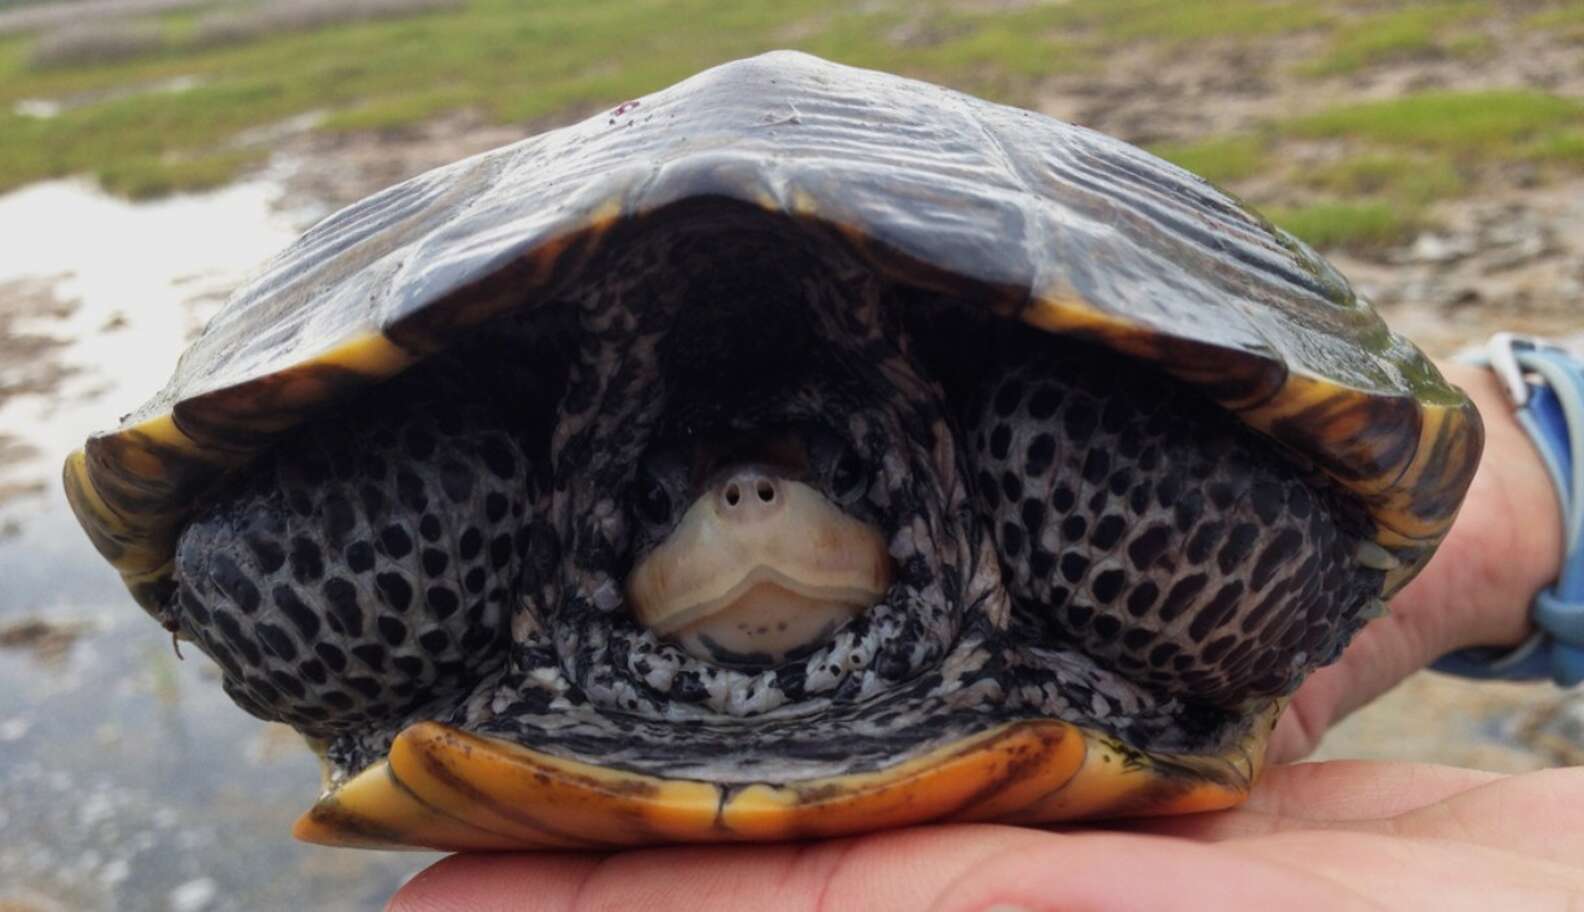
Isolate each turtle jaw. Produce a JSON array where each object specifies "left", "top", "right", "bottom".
[
  {"left": 292, "top": 701, "right": 1279, "bottom": 852},
  {"left": 626, "top": 468, "right": 894, "bottom": 666}
]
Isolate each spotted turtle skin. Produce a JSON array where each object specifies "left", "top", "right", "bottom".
[
  {"left": 63, "top": 51, "right": 1482, "bottom": 849},
  {"left": 170, "top": 367, "right": 542, "bottom": 736},
  {"left": 971, "top": 341, "right": 1381, "bottom": 711}
]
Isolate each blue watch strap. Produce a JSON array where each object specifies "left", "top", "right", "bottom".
[{"left": 1431, "top": 335, "right": 1584, "bottom": 687}]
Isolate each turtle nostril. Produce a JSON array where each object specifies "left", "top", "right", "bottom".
[{"left": 715, "top": 470, "right": 785, "bottom": 521}]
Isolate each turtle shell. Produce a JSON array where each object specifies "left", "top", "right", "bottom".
[
  {"left": 64, "top": 51, "right": 1480, "bottom": 847},
  {"left": 66, "top": 50, "right": 1478, "bottom": 618}
]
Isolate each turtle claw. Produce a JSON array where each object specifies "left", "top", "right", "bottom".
[{"left": 1355, "top": 541, "right": 1402, "bottom": 572}]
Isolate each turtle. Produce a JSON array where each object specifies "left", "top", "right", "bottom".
[{"left": 64, "top": 51, "right": 1483, "bottom": 851}]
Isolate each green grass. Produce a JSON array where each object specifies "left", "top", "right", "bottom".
[
  {"left": 1530, "top": 130, "right": 1584, "bottom": 164},
  {"left": 0, "top": 0, "right": 1361, "bottom": 196},
  {"left": 0, "top": 0, "right": 887, "bottom": 195},
  {"left": 1252, "top": 88, "right": 1584, "bottom": 251},
  {"left": 1302, "top": 153, "right": 1463, "bottom": 206},
  {"left": 96, "top": 147, "right": 265, "bottom": 198},
  {"left": 810, "top": 6, "right": 1098, "bottom": 98},
  {"left": 1152, "top": 86, "right": 1584, "bottom": 253},
  {"left": 1286, "top": 90, "right": 1584, "bottom": 159},
  {"left": 1266, "top": 201, "right": 1419, "bottom": 250},
  {"left": 0, "top": 0, "right": 1575, "bottom": 207},
  {"left": 1299, "top": 3, "right": 1486, "bottom": 76},
  {"left": 319, "top": 86, "right": 475, "bottom": 132},
  {"left": 1054, "top": 0, "right": 1333, "bottom": 42},
  {"left": 1150, "top": 135, "right": 1272, "bottom": 185},
  {"left": 898, "top": 19, "right": 1093, "bottom": 82},
  {"left": 1526, "top": 3, "right": 1584, "bottom": 40},
  {"left": 1274, "top": 152, "right": 1464, "bottom": 252}
]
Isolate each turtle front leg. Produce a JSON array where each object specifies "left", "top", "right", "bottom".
[
  {"left": 167, "top": 365, "right": 549, "bottom": 739},
  {"left": 966, "top": 342, "right": 1383, "bottom": 709}
]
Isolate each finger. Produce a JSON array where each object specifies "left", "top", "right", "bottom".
[
  {"left": 1118, "top": 761, "right": 1503, "bottom": 839},
  {"left": 1385, "top": 767, "right": 1584, "bottom": 867},
  {"left": 388, "top": 824, "right": 1036, "bottom": 912},
  {"left": 389, "top": 853, "right": 602, "bottom": 912},
  {"left": 1224, "top": 829, "right": 1584, "bottom": 910},
  {"left": 1268, "top": 681, "right": 1334, "bottom": 763},
  {"left": 924, "top": 831, "right": 1376, "bottom": 912},
  {"left": 1268, "top": 610, "right": 1434, "bottom": 765},
  {"left": 1125, "top": 763, "right": 1584, "bottom": 869},
  {"left": 1246, "top": 761, "right": 1503, "bottom": 820},
  {"left": 389, "top": 827, "right": 1373, "bottom": 912}
]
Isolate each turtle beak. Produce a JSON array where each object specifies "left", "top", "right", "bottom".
[{"left": 625, "top": 465, "right": 893, "bottom": 666}]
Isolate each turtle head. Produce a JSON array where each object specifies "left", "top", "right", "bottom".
[
  {"left": 618, "top": 268, "right": 897, "bottom": 666},
  {"left": 626, "top": 426, "right": 893, "bottom": 668}
]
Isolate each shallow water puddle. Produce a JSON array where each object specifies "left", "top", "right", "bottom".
[
  {"left": 0, "top": 178, "right": 297, "bottom": 492},
  {"left": 0, "top": 178, "right": 433, "bottom": 912}
]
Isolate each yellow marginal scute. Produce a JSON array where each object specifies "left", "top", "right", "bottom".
[
  {"left": 63, "top": 449, "right": 141, "bottom": 565},
  {"left": 292, "top": 710, "right": 1274, "bottom": 852},
  {"left": 293, "top": 763, "right": 522, "bottom": 852},
  {"left": 314, "top": 331, "right": 417, "bottom": 378},
  {"left": 183, "top": 332, "right": 419, "bottom": 437},
  {"left": 1002, "top": 701, "right": 1275, "bottom": 823},
  {"left": 295, "top": 722, "right": 723, "bottom": 850},
  {"left": 721, "top": 721, "right": 1085, "bottom": 840},
  {"left": 239, "top": 332, "right": 418, "bottom": 429},
  {"left": 71, "top": 331, "right": 417, "bottom": 603},
  {"left": 1021, "top": 294, "right": 1156, "bottom": 358},
  {"left": 390, "top": 722, "right": 719, "bottom": 848}
]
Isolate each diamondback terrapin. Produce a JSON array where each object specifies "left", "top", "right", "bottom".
[{"left": 66, "top": 52, "right": 1482, "bottom": 850}]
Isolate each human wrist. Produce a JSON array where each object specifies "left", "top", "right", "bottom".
[
  {"left": 1395, "top": 360, "right": 1565, "bottom": 659},
  {"left": 1270, "top": 357, "right": 1566, "bottom": 760}
]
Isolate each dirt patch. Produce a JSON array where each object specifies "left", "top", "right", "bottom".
[
  {"left": 1341, "top": 178, "right": 1584, "bottom": 356},
  {"left": 1044, "top": 38, "right": 1316, "bottom": 144},
  {"left": 0, "top": 895, "right": 72, "bottom": 912},
  {"left": 0, "top": 275, "right": 80, "bottom": 509},
  {"left": 1041, "top": 15, "right": 1584, "bottom": 146},
  {"left": 0, "top": 437, "right": 45, "bottom": 511},
  {"left": 0, "top": 0, "right": 209, "bottom": 36},
  {"left": 1520, "top": 693, "right": 1584, "bottom": 765},
  {"left": 0, "top": 275, "right": 78, "bottom": 404},
  {"left": 0, "top": 617, "right": 94, "bottom": 665},
  {"left": 273, "top": 111, "right": 537, "bottom": 212}
]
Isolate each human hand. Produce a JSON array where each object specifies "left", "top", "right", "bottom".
[
  {"left": 387, "top": 760, "right": 1584, "bottom": 911},
  {"left": 1267, "top": 361, "right": 1565, "bottom": 762}
]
